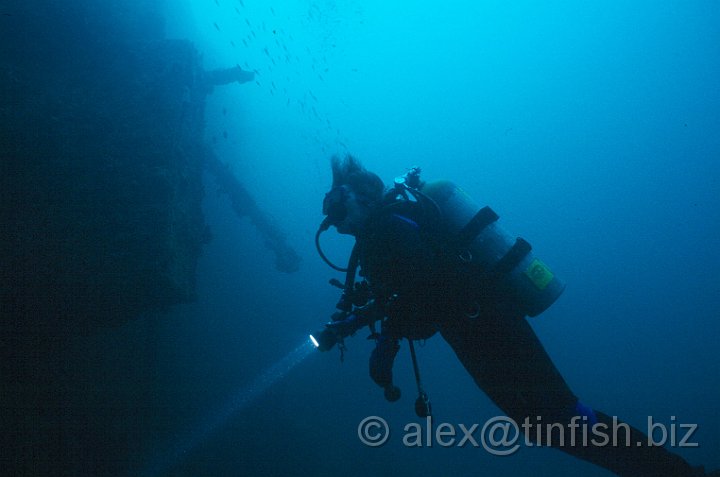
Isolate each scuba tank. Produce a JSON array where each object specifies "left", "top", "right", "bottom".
[
  {"left": 313, "top": 166, "right": 565, "bottom": 416},
  {"left": 420, "top": 179, "right": 565, "bottom": 317}
]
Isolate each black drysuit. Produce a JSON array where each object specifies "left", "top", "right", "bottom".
[{"left": 355, "top": 202, "right": 697, "bottom": 477}]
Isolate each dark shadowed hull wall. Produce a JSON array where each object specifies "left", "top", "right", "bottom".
[
  {"left": 0, "top": 0, "right": 205, "bottom": 330},
  {"left": 0, "top": 2, "right": 208, "bottom": 475}
]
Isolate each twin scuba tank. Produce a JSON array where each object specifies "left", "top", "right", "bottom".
[{"left": 400, "top": 172, "right": 565, "bottom": 318}]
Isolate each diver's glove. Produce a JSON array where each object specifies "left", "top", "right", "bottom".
[
  {"left": 314, "top": 300, "right": 384, "bottom": 352},
  {"left": 325, "top": 312, "right": 363, "bottom": 337},
  {"left": 312, "top": 315, "right": 361, "bottom": 352}
]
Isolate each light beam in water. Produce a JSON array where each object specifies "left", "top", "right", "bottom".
[{"left": 140, "top": 338, "right": 316, "bottom": 477}]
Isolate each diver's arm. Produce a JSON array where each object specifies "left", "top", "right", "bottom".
[{"left": 313, "top": 299, "right": 384, "bottom": 351}]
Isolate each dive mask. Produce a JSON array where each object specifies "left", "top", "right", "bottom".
[{"left": 322, "top": 185, "right": 349, "bottom": 225}]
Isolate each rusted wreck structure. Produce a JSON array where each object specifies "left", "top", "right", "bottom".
[
  {"left": 1, "top": 3, "right": 300, "bottom": 474},
  {"left": 1, "top": 2, "right": 299, "bottom": 331}
]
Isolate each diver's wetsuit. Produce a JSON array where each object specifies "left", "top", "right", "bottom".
[{"left": 356, "top": 200, "right": 698, "bottom": 477}]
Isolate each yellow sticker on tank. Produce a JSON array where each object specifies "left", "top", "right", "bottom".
[{"left": 524, "top": 258, "right": 554, "bottom": 290}]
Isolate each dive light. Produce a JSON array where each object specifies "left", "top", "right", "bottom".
[
  {"left": 309, "top": 335, "right": 319, "bottom": 348},
  {"left": 309, "top": 327, "right": 339, "bottom": 352}
]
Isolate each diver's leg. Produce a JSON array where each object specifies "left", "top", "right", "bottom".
[
  {"left": 579, "top": 410, "right": 703, "bottom": 477},
  {"left": 439, "top": 305, "right": 577, "bottom": 425},
  {"left": 438, "top": 307, "right": 699, "bottom": 476},
  {"left": 369, "top": 335, "right": 401, "bottom": 402}
]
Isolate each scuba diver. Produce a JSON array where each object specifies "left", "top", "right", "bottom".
[{"left": 311, "top": 154, "right": 717, "bottom": 477}]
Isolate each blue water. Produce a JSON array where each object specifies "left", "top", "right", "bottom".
[
  {"left": 151, "top": 2, "right": 720, "bottom": 475},
  {"left": 140, "top": 339, "right": 315, "bottom": 477},
  {"left": 10, "top": 1, "right": 720, "bottom": 476}
]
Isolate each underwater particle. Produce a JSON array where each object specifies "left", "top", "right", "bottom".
[
  {"left": 215, "top": 0, "right": 220, "bottom": 5},
  {"left": 222, "top": 108, "right": 227, "bottom": 115},
  {"left": 213, "top": 22, "right": 220, "bottom": 31},
  {"left": 212, "top": 136, "right": 217, "bottom": 144},
  {"left": 235, "top": 7, "right": 240, "bottom": 14},
  {"left": 242, "top": 39, "right": 248, "bottom": 47},
  {"left": 245, "top": 18, "right": 251, "bottom": 26},
  {"left": 251, "top": 30, "right": 256, "bottom": 38},
  {"left": 230, "top": 41, "right": 235, "bottom": 47},
  {"left": 263, "top": 47, "right": 269, "bottom": 56},
  {"left": 271, "top": 7, "right": 276, "bottom": 16},
  {"left": 223, "top": 131, "right": 228, "bottom": 139},
  {"left": 239, "top": 0, "right": 244, "bottom": 6},
  {"left": 255, "top": 80, "right": 260, "bottom": 86}
]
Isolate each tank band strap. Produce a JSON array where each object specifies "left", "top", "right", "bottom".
[
  {"left": 492, "top": 237, "right": 532, "bottom": 277},
  {"left": 457, "top": 206, "right": 499, "bottom": 248}
]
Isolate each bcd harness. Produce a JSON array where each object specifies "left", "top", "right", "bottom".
[{"left": 313, "top": 166, "right": 565, "bottom": 416}]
